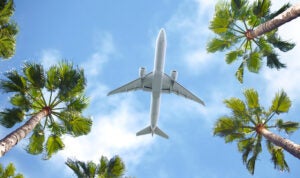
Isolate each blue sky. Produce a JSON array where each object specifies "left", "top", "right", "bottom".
[{"left": 1, "top": 0, "right": 300, "bottom": 177}]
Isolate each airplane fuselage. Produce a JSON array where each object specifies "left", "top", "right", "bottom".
[{"left": 150, "top": 29, "right": 166, "bottom": 134}]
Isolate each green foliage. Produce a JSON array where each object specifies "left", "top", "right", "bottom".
[
  {"left": 270, "top": 90, "right": 291, "bottom": 114},
  {"left": 275, "top": 119, "right": 299, "bottom": 134},
  {"left": 0, "top": 0, "right": 18, "bottom": 59},
  {"left": 0, "top": 108, "right": 24, "bottom": 128},
  {"left": 0, "top": 61, "right": 91, "bottom": 158},
  {"left": 207, "top": 0, "right": 295, "bottom": 83},
  {"left": 267, "top": 141, "right": 290, "bottom": 172},
  {"left": 214, "top": 88, "right": 298, "bottom": 174},
  {"left": 0, "top": 162, "right": 24, "bottom": 178},
  {"left": 26, "top": 124, "right": 45, "bottom": 155},
  {"left": 45, "top": 135, "right": 65, "bottom": 159},
  {"left": 66, "top": 155, "right": 126, "bottom": 178}
]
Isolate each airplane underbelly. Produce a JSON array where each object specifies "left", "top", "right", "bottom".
[{"left": 150, "top": 72, "right": 162, "bottom": 128}]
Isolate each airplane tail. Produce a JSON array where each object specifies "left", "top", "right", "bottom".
[{"left": 136, "top": 126, "right": 169, "bottom": 139}]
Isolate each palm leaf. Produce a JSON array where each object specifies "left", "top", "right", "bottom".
[
  {"left": 275, "top": 119, "right": 299, "bottom": 134},
  {"left": 235, "top": 62, "right": 244, "bottom": 83},
  {"left": 107, "top": 156, "right": 125, "bottom": 177},
  {"left": 64, "top": 116, "right": 92, "bottom": 136},
  {"left": 243, "top": 88, "right": 260, "bottom": 109},
  {"left": 209, "top": 2, "right": 231, "bottom": 34},
  {"left": 247, "top": 51, "right": 261, "bottom": 73},
  {"left": 267, "top": 31, "right": 295, "bottom": 52},
  {"left": 207, "top": 38, "right": 232, "bottom": 52},
  {"left": 3, "top": 163, "right": 15, "bottom": 177},
  {"left": 65, "top": 159, "right": 85, "bottom": 178},
  {"left": 45, "top": 135, "right": 65, "bottom": 159},
  {"left": 45, "top": 65, "right": 60, "bottom": 91},
  {"left": 0, "top": 108, "right": 24, "bottom": 128},
  {"left": 266, "top": 140, "right": 290, "bottom": 172},
  {"left": 0, "top": 0, "right": 14, "bottom": 25},
  {"left": 266, "top": 52, "right": 286, "bottom": 69},
  {"left": 99, "top": 156, "right": 108, "bottom": 175},
  {"left": 271, "top": 90, "right": 291, "bottom": 114},
  {"left": 252, "top": 0, "right": 271, "bottom": 18},
  {"left": 26, "top": 125, "right": 45, "bottom": 155},
  {"left": 225, "top": 50, "right": 243, "bottom": 64},
  {"left": 23, "top": 62, "right": 45, "bottom": 88},
  {"left": 246, "top": 156, "right": 257, "bottom": 175},
  {"left": 66, "top": 95, "right": 89, "bottom": 113},
  {"left": 224, "top": 97, "right": 247, "bottom": 118},
  {"left": 10, "top": 93, "right": 31, "bottom": 111},
  {"left": 0, "top": 70, "right": 27, "bottom": 93}
]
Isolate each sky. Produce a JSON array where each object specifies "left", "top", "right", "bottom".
[{"left": 0, "top": 0, "right": 300, "bottom": 178}]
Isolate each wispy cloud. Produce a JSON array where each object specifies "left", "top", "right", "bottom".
[{"left": 40, "top": 49, "right": 62, "bottom": 69}]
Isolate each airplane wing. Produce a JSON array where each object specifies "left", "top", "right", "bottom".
[
  {"left": 161, "top": 73, "right": 205, "bottom": 105},
  {"left": 107, "top": 72, "right": 153, "bottom": 96}
]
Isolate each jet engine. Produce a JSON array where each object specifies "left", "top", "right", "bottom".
[
  {"left": 139, "top": 67, "right": 146, "bottom": 77},
  {"left": 171, "top": 70, "right": 178, "bottom": 81}
]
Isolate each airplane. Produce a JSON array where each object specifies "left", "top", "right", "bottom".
[{"left": 107, "top": 28, "right": 205, "bottom": 139}]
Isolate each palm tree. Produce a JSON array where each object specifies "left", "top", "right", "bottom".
[
  {"left": 0, "top": 61, "right": 92, "bottom": 159},
  {"left": 214, "top": 88, "right": 300, "bottom": 174},
  {"left": 0, "top": 162, "right": 24, "bottom": 178},
  {"left": 66, "top": 155, "right": 126, "bottom": 178},
  {"left": 0, "top": 0, "right": 18, "bottom": 59},
  {"left": 207, "top": 0, "right": 297, "bottom": 83}
]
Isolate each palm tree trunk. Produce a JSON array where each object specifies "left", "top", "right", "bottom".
[
  {"left": 260, "top": 127, "right": 300, "bottom": 159},
  {"left": 249, "top": 3, "right": 300, "bottom": 38},
  {"left": 0, "top": 109, "right": 49, "bottom": 157}
]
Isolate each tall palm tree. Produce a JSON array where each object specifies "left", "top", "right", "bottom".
[
  {"left": 207, "top": 0, "right": 296, "bottom": 83},
  {"left": 214, "top": 88, "right": 300, "bottom": 174},
  {"left": 0, "top": 0, "right": 18, "bottom": 59},
  {"left": 66, "top": 155, "right": 126, "bottom": 178},
  {"left": 0, "top": 61, "right": 92, "bottom": 159},
  {"left": 0, "top": 162, "right": 24, "bottom": 178}
]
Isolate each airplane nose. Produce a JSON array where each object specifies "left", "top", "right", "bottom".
[{"left": 157, "top": 28, "right": 166, "bottom": 43}]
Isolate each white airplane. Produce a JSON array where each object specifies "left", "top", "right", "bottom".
[{"left": 107, "top": 28, "right": 205, "bottom": 139}]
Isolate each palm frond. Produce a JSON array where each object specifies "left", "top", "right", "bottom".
[
  {"left": 270, "top": 90, "right": 291, "bottom": 114},
  {"left": 235, "top": 62, "right": 244, "bottom": 83},
  {"left": 0, "top": 23, "right": 17, "bottom": 59},
  {"left": 225, "top": 49, "right": 243, "bottom": 64},
  {"left": 23, "top": 62, "right": 45, "bottom": 89},
  {"left": 66, "top": 95, "right": 89, "bottom": 113},
  {"left": 252, "top": 0, "right": 271, "bottom": 18},
  {"left": 45, "top": 65, "right": 60, "bottom": 91},
  {"left": 266, "top": 52, "right": 286, "bottom": 69},
  {"left": 10, "top": 93, "right": 31, "bottom": 111},
  {"left": 207, "top": 38, "right": 233, "bottom": 53},
  {"left": 275, "top": 119, "right": 299, "bottom": 134},
  {"left": 0, "top": 0, "right": 14, "bottom": 25},
  {"left": 0, "top": 108, "right": 24, "bottom": 128},
  {"left": 267, "top": 31, "right": 295, "bottom": 52},
  {"left": 107, "top": 156, "right": 125, "bottom": 177},
  {"left": 64, "top": 116, "right": 92, "bottom": 137},
  {"left": 243, "top": 89, "right": 260, "bottom": 109},
  {"left": 26, "top": 124, "right": 45, "bottom": 155},
  {"left": 65, "top": 159, "right": 85, "bottom": 178},
  {"left": 45, "top": 135, "right": 65, "bottom": 159},
  {"left": 246, "top": 51, "right": 261, "bottom": 73},
  {"left": 224, "top": 97, "right": 248, "bottom": 119},
  {"left": 266, "top": 140, "right": 290, "bottom": 172},
  {"left": 0, "top": 70, "right": 27, "bottom": 93}
]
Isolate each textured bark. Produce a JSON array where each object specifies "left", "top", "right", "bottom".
[
  {"left": 0, "top": 109, "right": 49, "bottom": 157},
  {"left": 259, "top": 127, "right": 300, "bottom": 159},
  {"left": 250, "top": 3, "right": 300, "bottom": 38}
]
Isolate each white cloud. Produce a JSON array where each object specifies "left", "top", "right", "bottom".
[
  {"left": 60, "top": 95, "right": 153, "bottom": 163},
  {"left": 165, "top": 0, "right": 216, "bottom": 74},
  {"left": 40, "top": 49, "right": 62, "bottom": 69},
  {"left": 82, "top": 32, "right": 115, "bottom": 77}
]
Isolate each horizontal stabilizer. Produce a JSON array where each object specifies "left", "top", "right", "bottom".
[
  {"left": 136, "top": 126, "right": 152, "bottom": 136},
  {"left": 154, "top": 127, "right": 169, "bottom": 139},
  {"left": 136, "top": 126, "right": 169, "bottom": 139}
]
